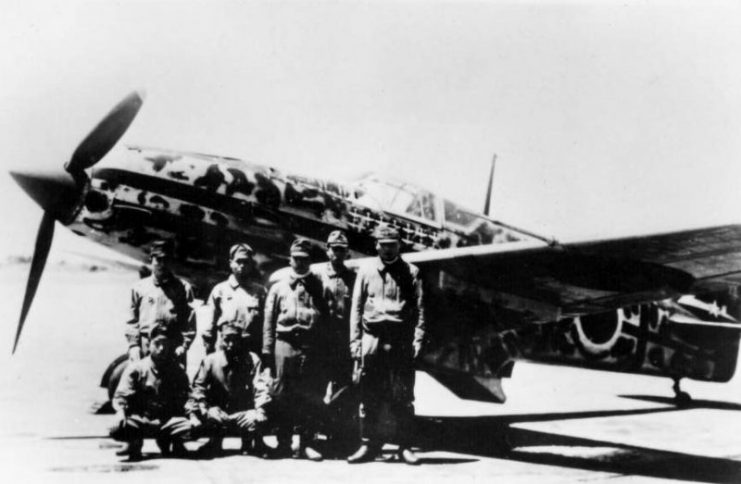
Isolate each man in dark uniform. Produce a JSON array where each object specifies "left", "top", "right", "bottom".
[
  {"left": 110, "top": 326, "right": 191, "bottom": 461},
  {"left": 187, "top": 320, "right": 272, "bottom": 457},
  {"left": 347, "top": 225, "right": 426, "bottom": 465},
  {"left": 126, "top": 240, "right": 195, "bottom": 367},
  {"left": 202, "top": 243, "right": 266, "bottom": 355},
  {"left": 315, "top": 230, "right": 356, "bottom": 453},
  {"left": 263, "top": 238, "right": 329, "bottom": 461}
]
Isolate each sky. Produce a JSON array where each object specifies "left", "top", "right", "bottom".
[{"left": 1, "top": 0, "right": 741, "bottom": 261}]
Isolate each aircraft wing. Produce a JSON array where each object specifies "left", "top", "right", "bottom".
[{"left": 398, "top": 224, "right": 741, "bottom": 322}]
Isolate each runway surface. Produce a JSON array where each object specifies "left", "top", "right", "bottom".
[{"left": 1, "top": 264, "right": 740, "bottom": 483}]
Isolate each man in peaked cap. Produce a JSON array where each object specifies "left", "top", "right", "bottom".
[
  {"left": 203, "top": 243, "right": 267, "bottom": 356},
  {"left": 347, "top": 224, "right": 426, "bottom": 465},
  {"left": 263, "top": 238, "right": 329, "bottom": 461},
  {"left": 187, "top": 320, "right": 272, "bottom": 457},
  {"left": 315, "top": 230, "right": 357, "bottom": 454},
  {"left": 125, "top": 239, "right": 195, "bottom": 368},
  {"left": 110, "top": 325, "right": 191, "bottom": 461}
]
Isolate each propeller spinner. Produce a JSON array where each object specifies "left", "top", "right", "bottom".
[{"left": 9, "top": 91, "right": 144, "bottom": 353}]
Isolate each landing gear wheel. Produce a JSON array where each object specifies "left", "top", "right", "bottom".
[{"left": 672, "top": 378, "right": 692, "bottom": 405}]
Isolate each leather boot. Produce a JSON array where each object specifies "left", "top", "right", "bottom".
[
  {"left": 303, "top": 445, "right": 324, "bottom": 462},
  {"left": 196, "top": 437, "right": 222, "bottom": 457},
  {"left": 347, "top": 443, "right": 378, "bottom": 464},
  {"left": 398, "top": 447, "right": 420, "bottom": 465},
  {"left": 170, "top": 439, "right": 188, "bottom": 457},
  {"left": 115, "top": 440, "right": 143, "bottom": 461}
]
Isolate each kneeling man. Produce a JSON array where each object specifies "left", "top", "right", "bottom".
[
  {"left": 187, "top": 321, "right": 272, "bottom": 456},
  {"left": 110, "top": 325, "right": 191, "bottom": 461}
]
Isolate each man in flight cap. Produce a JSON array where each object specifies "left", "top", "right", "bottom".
[
  {"left": 110, "top": 325, "right": 191, "bottom": 461},
  {"left": 315, "top": 230, "right": 356, "bottom": 454},
  {"left": 347, "top": 225, "right": 426, "bottom": 465},
  {"left": 187, "top": 320, "right": 272, "bottom": 457},
  {"left": 203, "top": 243, "right": 267, "bottom": 356},
  {"left": 263, "top": 238, "right": 329, "bottom": 461}
]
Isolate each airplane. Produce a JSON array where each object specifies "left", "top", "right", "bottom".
[{"left": 10, "top": 91, "right": 741, "bottom": 408}]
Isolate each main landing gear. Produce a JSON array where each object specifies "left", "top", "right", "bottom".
[{"left": 672, "top": 377, "right": 692, "bottom": 405}]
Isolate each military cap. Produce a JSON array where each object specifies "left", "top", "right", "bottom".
[
  {"left": 326, "top": 230, "right": 349, "bottom": 248},
  {"left": 229, "top": 243, "right": 254, "bottom": 260},
  {"left": 149, "top": 239, "right": 173, "bottom": 258},
  {"left": 374, "top": 225, "right": 400, "bottom": 242},
  {"left": 218, "top": 321, "right": 241, "bottom": 336},
  {"left": 149, "top": 323, "right": 174, "bottom": 341},
  {"left": 290, "top": 238, "right": 312, "bottom": 257}
]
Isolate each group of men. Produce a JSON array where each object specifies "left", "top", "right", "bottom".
[{"left": 110, "top": 225, "right": 426, "bottom": 465}]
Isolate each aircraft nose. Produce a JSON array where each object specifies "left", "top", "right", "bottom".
[{"left": 9, "top": 168, "right": 82, "bottom": 224}]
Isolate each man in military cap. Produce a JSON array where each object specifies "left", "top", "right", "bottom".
[
  {"left": 263, "top": 238, "right": 329, "bottom": 461},
  {"left": 347, "top": 225, "right": 426, "bottom": 465},
  {"left": 125, "top": 240, "right": 196, "bottom": 368},
  {"left": 315, "top": 230, "right": 356, "bottom": 453},
  {"left": 203, "top": 243, "right": 266, "bottom": 356},
  {"left": 110, "top": 326, "right": 191, "bottom": 461},
  {"left": 187, "top": 320, "right": 272, "bottom": 457}
]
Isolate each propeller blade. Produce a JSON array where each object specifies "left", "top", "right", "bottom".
[
  {"left": 483, "top": 154, "right": 496, "bottom": 216},
  {"left": 13, "top": 212, "right": 55, "bottom": 353},
  {"left": 67, "top": 91, "right": 145, "bottom": 172}
]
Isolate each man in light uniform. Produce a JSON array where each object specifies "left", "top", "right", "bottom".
[
  {"left": 203, "top": 243, "right": 266, "bottom": 355},
  {"left": 263, "top": 238, "right": 329, "bottom": 461},
  {"left": 126, "top": 240, "right": 195, "bottom": 367},
  {"left": 347, "top": 225, "right": 426, "bottom": 465},
  {"left": 187, "top": 320, "right": 272, "bottom": 457}
]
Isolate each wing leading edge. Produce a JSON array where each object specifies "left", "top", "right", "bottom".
[{"left": 400, "top": 224, "right": 741, "bottom": 322}]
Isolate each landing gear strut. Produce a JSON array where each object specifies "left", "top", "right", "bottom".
[{"left": 672, "top": 377, "right": 692, "bottom": 405}]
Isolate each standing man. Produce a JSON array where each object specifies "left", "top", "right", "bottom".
[
  {"left": 126, "top": 240, "right": 195, "bottom": 367},
  {"left": 110, "top": 326, "right": 191, "bottom": 461},
  {"left": 316, "top": 230, "right": 356, "bottom": 452},
  {"left": 263, "top": 238, "right": 329, "bottom": 461},
  {"left": 203, "top": 243, "right": 266, "bottom": 355},
  {"left": 347, "top": 225, "right": 426, "bottom": 465},
  {"left": 187, "top": 321, "right": 272, "bottom": 457}
]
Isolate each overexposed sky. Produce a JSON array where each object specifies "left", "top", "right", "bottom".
[{"left": 1, "top": 0, "right": 741, "bottom": 259}]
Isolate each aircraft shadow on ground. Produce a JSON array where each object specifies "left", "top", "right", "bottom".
[
  {"left": 416, "top": 406, "right": 741, "bottom": 484},
  {"left": 619, "top": 394, "right": 741, "bottom": 411}
]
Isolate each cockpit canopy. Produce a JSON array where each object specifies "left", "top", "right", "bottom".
[{"left": 350, "top": 173, "right": 524, "bottom": 245}]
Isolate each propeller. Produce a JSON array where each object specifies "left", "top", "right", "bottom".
[{"left": 9, "top": 91, "right": 145, "bottom": 353}]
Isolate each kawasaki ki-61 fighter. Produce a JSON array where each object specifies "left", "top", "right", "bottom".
[{"left": 10, "top": 91, "right": 741, "bottom": 405}]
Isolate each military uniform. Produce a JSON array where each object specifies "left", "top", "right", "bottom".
[
  {"left": 263, "top": 239, "right": 329, "bottom": 457},
  {"left": 349, "top": 227, "right": 425, "bottom": 459},
  {"left": 187, "top": 344, "right": 272, "bottom": 450},
  {"left": 203, "top": 275, "right": 267, "bottom": 355},
  {"left": 126, "top": 274, "right": 196, "bottom": 360},
  {"left": 316, "top": 232, "right": 356, "bottom": 390},
  {"left": 109, "top": 354, "right": 190, "bottom": 454}
]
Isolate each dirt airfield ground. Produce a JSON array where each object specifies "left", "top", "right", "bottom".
[{"left": 0, "top": 264, "right": 740, "bottom": 483}]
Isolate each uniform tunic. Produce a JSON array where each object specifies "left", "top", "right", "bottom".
[
  {"left": 125, "top": 275, "right": 196, "bottom": 356},
  {"left": 262, "top": 271, "right": 327, "bottom": 356},
  {"left": 203, "top": 275, "right": 267, "bottom": 354},
  {"left": 316, "top": 262, "right": 356, "bottom": 387},
  {"left": 188, "top": 350, "right": 271, "bottom": 416},
  {"left": 187, "top": 350, "right": 271, "bottom": 435}
]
